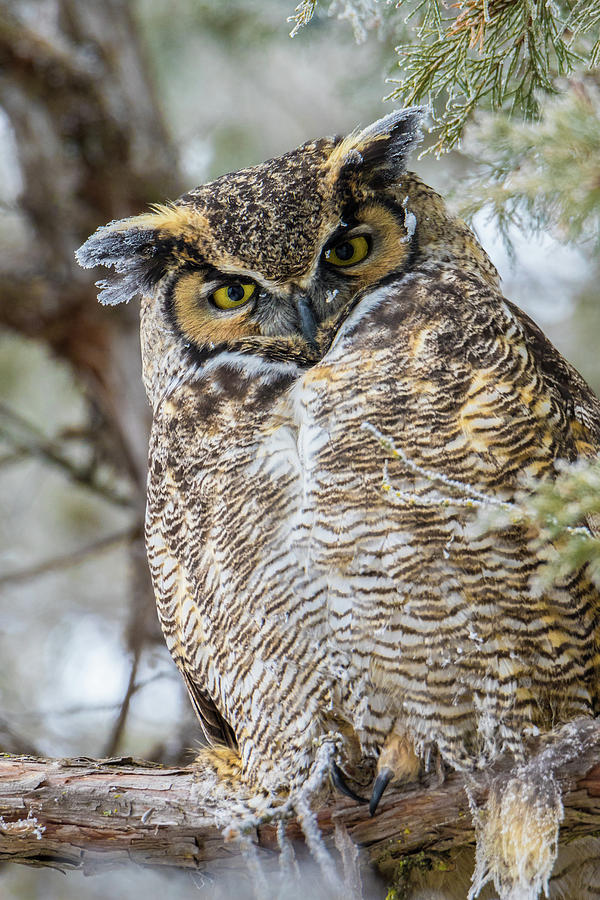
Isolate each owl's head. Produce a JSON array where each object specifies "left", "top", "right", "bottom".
[{"left": 77, "top": 109, "right": 496, "bottom": 400}]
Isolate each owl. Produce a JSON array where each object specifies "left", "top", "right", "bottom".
[{"left": 77, "top": 109, "right": 600, "bottom": 899}]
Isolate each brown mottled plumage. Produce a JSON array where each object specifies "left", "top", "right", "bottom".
[{"left": 77, "top": 110, "right": 600, "bottom": 899}]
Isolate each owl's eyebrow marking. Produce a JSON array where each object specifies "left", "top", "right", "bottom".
[
  {"left": 322, "top": 222, "right": 370, "bottom": 252},
  {"left": 175, "top": 259, "right": 220, "bottom": 279},
  {"left": 154, "top": 236, "right": 208, "bottom": 267},
  {"left": 175, "top": 259, "right": 263, "bottom": 290},
  {"left": 322, "top": 226, "right": 351, "bottom": 253}
]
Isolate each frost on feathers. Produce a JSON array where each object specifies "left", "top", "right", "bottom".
[
  {"left": 401, "top": 195, "right": 417, "bottom": 243},
  {"left": 343, "top": 148, "right": 363, "bottom": 167}
]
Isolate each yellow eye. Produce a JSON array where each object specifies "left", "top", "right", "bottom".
[
  {"left": 212, "top": 282, "right": 256, "bottom": 310},
  {"left": 324, "top": 235, "right": 370, "bottom": 268}
]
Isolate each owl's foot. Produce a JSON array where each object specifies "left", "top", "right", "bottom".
[
  {"left": 369, "top": 732, "right": 421, "bottom": 816},
  {"left": 194, "top": 744, "right": 245, "bottom": 791},
  {"left": 369, "top": 766, "right": 394, "bottom": 816},
  {"left": 330, "top": 760, "right": 367, "bottom": 804}
]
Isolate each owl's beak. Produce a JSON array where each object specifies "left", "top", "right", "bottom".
[{"left": 296, "top": 295, "right": 318, "bottom": 349}]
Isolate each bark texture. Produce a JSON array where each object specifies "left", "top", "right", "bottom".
[{"left": 1, "top": 719, "right": 600, "bottom": 881}]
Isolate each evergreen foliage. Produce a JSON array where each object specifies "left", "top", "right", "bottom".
[
  {"left": 459, "top": 80, "right": 600, "bottom": 246},
  {"left": 289, "top": 0, "right": 381, "bottom": 42},
  {"left": 390, "top": 0, "right": 598, "bottom": 154},
  {"left": 289, "top": 0, "right": 600, "bottom": 152}
]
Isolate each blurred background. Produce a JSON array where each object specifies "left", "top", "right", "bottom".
[{"left": 0, "top": 0, "right": 598, "bottom": 896}]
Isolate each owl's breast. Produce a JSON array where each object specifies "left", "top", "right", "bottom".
[
  {"left": 148, "top": 358, "right": 340, "bottom": 785},
  {"left": 290, "top": 271, "right": 599, "bottom": 761}
]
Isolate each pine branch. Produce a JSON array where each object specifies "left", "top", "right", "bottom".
[
  {"left": 288, "top": 0, "right": 600, "bottom": 152},
  {"left": 458, "top": 78, "right": 600, "bottom": 246},
  {"left": 289, "top": 0, "right": 381, "bottom": 41},
  {"left": 389, "top": 0, "right": 582, "bottom": 153}
]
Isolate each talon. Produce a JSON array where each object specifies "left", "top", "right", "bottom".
[
  {"left": 369, "top": 766, "right": 394, "bottom": 816},
  {"left": 331, "top": 761, "right": 367, "bottom": 804}
]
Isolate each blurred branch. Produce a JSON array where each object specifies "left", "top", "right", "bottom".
[
  {"left": 0, "top": 5, "right": 181, "bottom": 723},
  {"left": 0, "top": 526, "right": 140, "bottom": 588},
  {"left": 0, "top": 0, "right": 184, "bottom": 490},
  {"left": 0, "top": 719, "right": 42, "bottom": 758},
  {"left": 0, "top": 403, "right": 135, "bottom": 509},
  {"left": 8, "top": 675, "right": 173, "bottom": 722},
  {"left": 1, "top": 719, "right": 600, "bottom": 878},
  {"left": 0, "top": 0, "right": 181, "bottom": 254},
  {"left": 102, "top": 646, "right": 142, "bottom": 758},
  {"left": 0, "top": 450, "right": 27, "bottom": 469}
]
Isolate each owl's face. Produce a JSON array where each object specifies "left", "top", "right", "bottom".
[
  {"left": 77, "top": 108, "right": 496, "bottom": 391},
  {"left": 163, "top": 196, "right": 411, "bottom": 354}
]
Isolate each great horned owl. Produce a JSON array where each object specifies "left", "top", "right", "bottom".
[{"left": 77, "top": 110, "right": 600, "bottom": 899}]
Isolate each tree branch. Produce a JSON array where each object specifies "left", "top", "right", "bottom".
[
  {"left": 0, "top": 526, "right": 140, "bottom": 588},
  {"left": 1, "top": 719, "right": 600, "bottom": 880}
]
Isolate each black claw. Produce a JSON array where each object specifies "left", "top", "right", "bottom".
[
  {"left": 331, "top": 761, "right": 367, "bottom": 804},
  {"left": 369, "top": 767, "right": 394, "bottom": 816}
]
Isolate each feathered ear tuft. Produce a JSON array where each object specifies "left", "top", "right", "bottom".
[
  {"left": 75, "top": 213, "right": 172, "bottom": 306},
  {"left": 333, "top": 107, "right": 426, "bottom": 188}
]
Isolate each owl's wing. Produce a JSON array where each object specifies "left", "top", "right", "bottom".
[
  {"left": 505, "top": 299, "right": 600, "bottom": 454},
  {"left": 146, "top": 430, "right": 238, "bottom": 752},
  {"left": 179, "top": 666, "right": 237, "bottom": 750},
  {"left": 507, "top": 299, "right": 600, "bottom": 537},
  {"left": 558, "top": 352, "right": 600, "bottom": 539},
  {"left": 150, "top": 530, "right": 238, "bottom": 750}
]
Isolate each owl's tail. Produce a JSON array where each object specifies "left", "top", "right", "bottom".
[
  {"left": 469, "top": 767, "right": 562, "bottom": 900},
  {"left": 467, "top": 717, "right": 600, "bottom": 900}
]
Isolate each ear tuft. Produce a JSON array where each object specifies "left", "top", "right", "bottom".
[
  {"left": 76, "top": 217, "right": 167, "bottom": 306},
  {"left": 336, "top": 107, "right": 426, "bottom": 187},
  {"left": 358, "top": 107, "right": 425, "bottom": 157}
]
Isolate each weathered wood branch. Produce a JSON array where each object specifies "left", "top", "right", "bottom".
[{"left": 2, "top": 719, "right": 600, "bottom": 880}]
